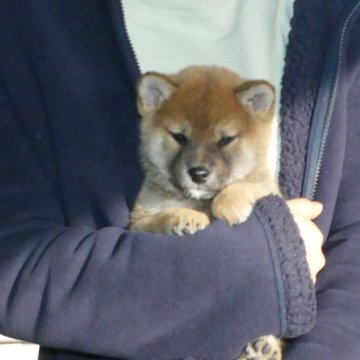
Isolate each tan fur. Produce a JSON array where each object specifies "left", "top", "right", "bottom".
[
  {"left": 131, "top": 205, "right": 210, "bottom": 235},
  {"left": 131, "top": 66, "right": 283, "bottom": 359}
]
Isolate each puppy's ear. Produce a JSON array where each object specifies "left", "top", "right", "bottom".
[
  {"left": 236, "top": 80, "right": 275, "bottom": 119},
  {"left": 137, "top": 73, "right": 177, "bottom": 115}
]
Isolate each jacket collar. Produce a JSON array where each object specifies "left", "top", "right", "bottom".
[
  {"left": 278, "top": 0, "right": 349, "bottom": 198},
  {"left": 108, "top": 0, "right": 141, "bottom": 86}
]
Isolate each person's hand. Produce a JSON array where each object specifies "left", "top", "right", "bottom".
[{"left": 286, "top": 198, "right": 325, "bottom": 284}]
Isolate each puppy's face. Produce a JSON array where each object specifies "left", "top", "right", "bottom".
[{"left": 137, "top": 67, "right": 275, "bottom": 200}]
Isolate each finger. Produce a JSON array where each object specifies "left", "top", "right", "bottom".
[
  {"left": 292, "top": 215, "right": 325, "bottom": 283},
  {"left": 292, "top": 215, "right": 324, "bottom": 244},
  {"left": 287, "top": 198, "right": 323, "bottom": 220}
]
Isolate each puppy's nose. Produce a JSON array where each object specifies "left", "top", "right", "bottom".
[{"left": 188, "top": 167, "right": 210, "bottom": 184}]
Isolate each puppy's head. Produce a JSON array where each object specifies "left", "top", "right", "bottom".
[{"left": 137, "top": 66, "right": 275, "bottom": 199}]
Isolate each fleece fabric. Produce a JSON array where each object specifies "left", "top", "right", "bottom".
[{"left": 0, "top": 1, "right": 359, "bottom": 360}]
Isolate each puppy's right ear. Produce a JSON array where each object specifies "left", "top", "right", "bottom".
[{"left": 137, "top": 73, "right": 177, "bottom": 116}]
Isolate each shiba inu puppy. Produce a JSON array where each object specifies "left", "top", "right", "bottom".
[
  {"left": 130, "top": 66, "right": 283, "bottom": 360},
  {"left": 131, "top": 65, "right": 279, "bottom": 234}
]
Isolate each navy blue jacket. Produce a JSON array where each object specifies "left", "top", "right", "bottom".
[{"left": 0, "top": 1, "right": 359, "bottom": 359}]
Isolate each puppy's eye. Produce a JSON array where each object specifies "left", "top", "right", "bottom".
[
  {"left": 218, "top": 136, "right": 236, "bottom": 147},
  {"left": 170, "top": 132, "right": 188, "bottom": 145}
]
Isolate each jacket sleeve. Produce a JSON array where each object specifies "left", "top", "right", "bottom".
[
  {"left": 285, "top": 25, "right": 360, "bottom": 360},
  {"left": 0, "top": 77, "right": 314, "bottom": 360}
]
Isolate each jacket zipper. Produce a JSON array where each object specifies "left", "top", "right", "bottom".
[
  {"left": 118, "top": 0, "right": 142, "bottom": 77},
  {"left": 302, "top": 1, "right": 360, "bottom": 200},
  {"left": 108, "top": 0, "right": 141, "bottom": 85}
]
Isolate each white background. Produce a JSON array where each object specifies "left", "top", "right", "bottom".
[{"left": 0, "top": 335, "right": 38, "bottom": 360}]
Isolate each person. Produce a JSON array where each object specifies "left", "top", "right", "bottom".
[{"left": 0, "top": 1, "right": 358, "bottom": 360}]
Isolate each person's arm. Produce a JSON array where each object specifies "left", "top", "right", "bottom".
[
  {"left": 285, "top": 23, "right": 360, "bottom": 360},
  {"left": 0, "top": 77, "right": 315, "bottom": 360}
]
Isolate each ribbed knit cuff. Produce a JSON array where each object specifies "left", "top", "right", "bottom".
[{"left": 254, "top": 195, "right": 316, "bottom": 338}]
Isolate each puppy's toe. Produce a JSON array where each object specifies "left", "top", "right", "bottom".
[{"left": 164, "top": 209, "right": 210, "bottom": 236}]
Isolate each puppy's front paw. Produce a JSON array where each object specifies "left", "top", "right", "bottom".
[
  {"left": 212, "top": 188, "right": 253, "bottom": 225},
  {"left": 237, "top": 335, "right": 283, "bottom": 360},
  {"left": 162, "top": 208, "right": 210, "bottom": 236}
]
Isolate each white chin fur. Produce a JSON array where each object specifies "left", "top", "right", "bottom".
[{"left": 184, "top": 188, "right": 216, "bottom": 200}]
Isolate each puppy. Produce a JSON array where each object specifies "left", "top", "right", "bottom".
[{"left": 131, "top": 66, "right": 283, "bottom": 360}]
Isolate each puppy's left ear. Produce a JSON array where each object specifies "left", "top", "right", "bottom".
[
  {"left": 137, "top": 73, "right": 177, "bottom": 116},
  {"left": 236, "top": 80, "right": 275, "bottom": 119}
]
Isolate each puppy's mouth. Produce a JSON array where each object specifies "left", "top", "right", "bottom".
[{"left": 175, "top": 183, "right": 220, "bottom": 200}]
